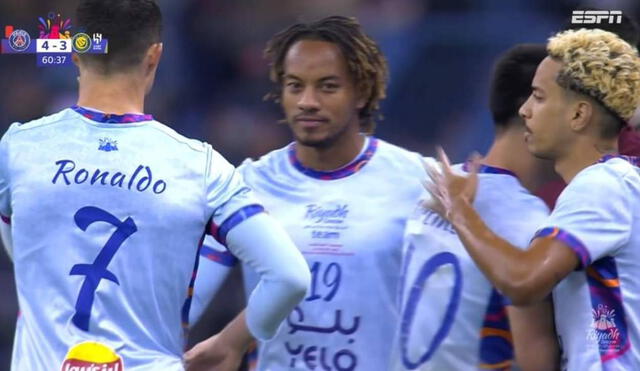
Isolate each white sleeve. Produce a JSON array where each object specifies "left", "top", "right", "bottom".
[
  {"left": 204, "top": 147, "right": 261, "bottom": 232},
  {"left": 225, "top": 212, "right": 310, "bottom": 340},
  {"left": 189, "top": 235, "right": 236, "bottom": 325},
  {"left": 532, "top": 165, "right": 632, "bottom": 268}
]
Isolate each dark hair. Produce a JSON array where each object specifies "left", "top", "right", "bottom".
[
  {"left": 264, "top": 16, "right": 388, "bottom": 134},
  {"left": 563, "top": 7, "right": 640, "bottom": 48},
  {"left": 76, "top": 0, "right": 162, "bottom": 74},
  {"left": 489, "top": 44, "right": 547, "bottom": 128}
]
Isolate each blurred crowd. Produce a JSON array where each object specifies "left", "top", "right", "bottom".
[{"left": 0, "top": 0, "right": 639, "bottom": 367}]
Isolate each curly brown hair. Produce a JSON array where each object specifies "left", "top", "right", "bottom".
[{"left": 264, "top": 16, "right": 389, "bottom": 134}]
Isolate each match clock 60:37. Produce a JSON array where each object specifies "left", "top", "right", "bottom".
[{"left": 38, "top": 54, "right": 71, "bottom": 67}]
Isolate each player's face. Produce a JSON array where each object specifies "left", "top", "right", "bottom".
[
  {"left": 519, "top": 57, "right": 575, "bottom": 160},
  {"left": 281, "top": 40, "right": 365, "bottom": 148}
]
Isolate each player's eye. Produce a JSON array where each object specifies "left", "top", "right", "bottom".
[
  {"left": 285, "top": 81, "right": 302, "bottom": 90},
  {"left": 321, "top": 83, "right": 339, "bottom": 91}
]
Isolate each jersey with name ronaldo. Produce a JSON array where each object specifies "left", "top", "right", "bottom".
[
  {"left": 241, "top": 137, "right": 424, "bottom": 371},
  {"left": 393, "top": 164, "right": 549, "bottom": 371},
  {"left": 1, "top": 106, "right": 259, "bottom": 371},
  {"left": 533, "top": 156, "right": 640, "bottom": 371}
]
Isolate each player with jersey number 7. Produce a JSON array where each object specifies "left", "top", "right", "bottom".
[{"left": 0, "top": 1, "right": 310, "bottom": 370}]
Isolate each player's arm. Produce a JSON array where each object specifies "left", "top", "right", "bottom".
[
  {"left": 0, "top": 219, "right": 12, "bottom": 261},
  {"left": 425, "top": 148, "right": 630, "bottom": 306},
  {"left": 188, "top": 236, "right": 237, "bottom": 325},
  {"left": 507, "top": 299, "right": 560, "bottom": 371},
  {"left": 185, "top": 310, "right": 251, "bottom": 371},
  {"left": 185, "top": 213, "right": 309, "bottom": 370},
  {"left": 424, "top": 148, "right": 579, "bottom": 305},
  {"left": 446, "top": 203, "right": 578, "bottom": 305}
]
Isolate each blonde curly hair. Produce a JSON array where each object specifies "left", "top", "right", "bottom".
[{"left": 547, "top": 28, "right": 640, "bottom": 122}]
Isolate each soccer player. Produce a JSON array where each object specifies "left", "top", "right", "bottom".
[
  {"left": 536, "top": 8, "right": 640, "bottom": 208},
  {"left": 394, "top": 44, "right": 560, "bottom": 371},
  {"left": 425, "top": 29, "right": 640, "bottom": 370},
  {"left": 1, "top": 1, "right": 309, "bottom": 370},
  {"left": 188, "top": 16, "right": 425, "bottom": 371}
]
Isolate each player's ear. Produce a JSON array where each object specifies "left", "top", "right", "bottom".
[
  {"left": 356, "top": 81, "right": 369, "bottom": 110},
  {"left": 569, "top": 99, "right": 593, "bottom": 132},
  {"left": 145, "top": 42, "right": 163, "bottom": 71}
]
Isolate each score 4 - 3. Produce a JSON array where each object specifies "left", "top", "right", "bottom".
[{"left": 36, "top": 39, "right": 71, "bottom": 53}]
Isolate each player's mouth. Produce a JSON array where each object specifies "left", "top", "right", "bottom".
[
  {"left": 524, "top": 125, "right": 533, "bottom": 142},
  {"left": 295, "top": 115, "right": 329, "bottom": 128}
]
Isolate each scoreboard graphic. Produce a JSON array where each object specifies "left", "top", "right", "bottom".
[{"left": 1, "top": 12, "right": 108, "bottom": 67}]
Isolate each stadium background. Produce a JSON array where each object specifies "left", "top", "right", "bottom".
[{"left": 0, "top": 0, "right": 638, "bottom": 368}]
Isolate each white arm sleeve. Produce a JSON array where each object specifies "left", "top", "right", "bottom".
[
  {"left": 225, "top": 212, "right": 310, "bottom": 340},
  {"left": 189, "top": 235, "right": 236, "bottom": 325}
]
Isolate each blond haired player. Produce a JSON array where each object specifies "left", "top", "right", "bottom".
[{"left": 426, "top": 29, "right": 640, "bottom": 370}]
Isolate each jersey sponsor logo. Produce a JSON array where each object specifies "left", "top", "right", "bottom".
[
  {"left": 98, "top": 138, "right": 118, "bottom": 152},
  {"left": 587, "top": 304, "right": 621, "bottom": 349},
  {"left": 52, "top": 159, "right": 167, "bottom": 194},
  {"left": 305, "top": 204, "right": 349, "bottom": 224},
  {"left": 284, "top": 261, "right": 360, "bottom": 370},
  {"left": 61, "top": 341, "right": 124, "bottom": 371},
  {"left": 304, "top": 203, "right": 351, "bottom": 254}
]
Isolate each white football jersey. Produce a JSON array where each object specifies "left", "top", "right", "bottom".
[
  {"left": 533, "top": 155, "right": 640, "bottom": 371},
  {"left": 392, "top": 163, "right": 549, "bottom": 371},
  {"left": 203, "top": 136, "right": 425, "bottom": 371},
  {"left": 2, "top": 106, "right": 262, "bottom": 370}
]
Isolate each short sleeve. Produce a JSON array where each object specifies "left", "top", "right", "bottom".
[
  {"left": 532, "top": 165, "right": 632, "bottom": 268},
  {"left": 204, "top": 147, "right": 264, "bottom": 245}
]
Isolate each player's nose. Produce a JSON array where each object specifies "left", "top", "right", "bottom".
[
  {"left": 297, "top": 87, "right": 321, "bottom": 111},
  {"left": 519, "top": 96, "right": 532, "bottom": 119}
]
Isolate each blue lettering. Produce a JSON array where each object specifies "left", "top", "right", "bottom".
[
  {"left": 52, "top": 159, "right": 75, "bottom": 185},
  {"left": 153, "top": 180, "right": 167, "bottom": 194},
  {"left": 285, "top": 343, "right": 358, "bottom": 371},
  {"left": 136, "top": 166, "right": 152, "bottom": 192},
  {"left": 111, "top": 172, "right": 125, "bottom": 187},
  {"left": 75, "top": 169, "right": 89, "bottom": 184},
  {"left": 334, "top": 349, "right": 357, "bottom": 371},
  {"left": 91, "top": 169, "right": 109, "bottom": 185},
  {"left": 52, "top": 160, "right": 167, "bottom": 195},
  {"left": 128, "top": 165, "right": 143, "bottom": 190},
  {"left": 303, "top": 346, "right": 318, "bottom": 369}
]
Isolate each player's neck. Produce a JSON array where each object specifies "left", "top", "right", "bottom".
[
  {"left": 295, "top": 131, "right": 366, "bottom": 171},
  {"left": 554, "top": 137, "right": 618, "bottom": 183},
  {"left": 77, "top": 72, "right": 146, "bottom": 114},
  {"left": 483, "top": 124, "right": 555, "bottom": 192}
]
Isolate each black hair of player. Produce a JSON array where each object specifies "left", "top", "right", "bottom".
[
  {"left": 489, "top": 44, "right": 548, "bottom": 130},
  {"left": 264, "top": 16, "right": 388, "bottom": 134},
  {"left": 75, "top": 0, "right": 162, "bottom": 74}
]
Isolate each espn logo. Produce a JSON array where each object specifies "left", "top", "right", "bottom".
[{"left": 571, "top": 10, "right": 622, "bottom": 24}]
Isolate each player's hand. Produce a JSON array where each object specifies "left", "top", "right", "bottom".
[
  {"left": 184, "top": 334, "right": 243, "bottom": 371},
  {"left": 423, "top": 147, "right": 480, "bottom": 221}
]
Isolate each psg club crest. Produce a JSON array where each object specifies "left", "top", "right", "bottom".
[{"left": 8, "top": 29, "right": 31, "bottom": 52}]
